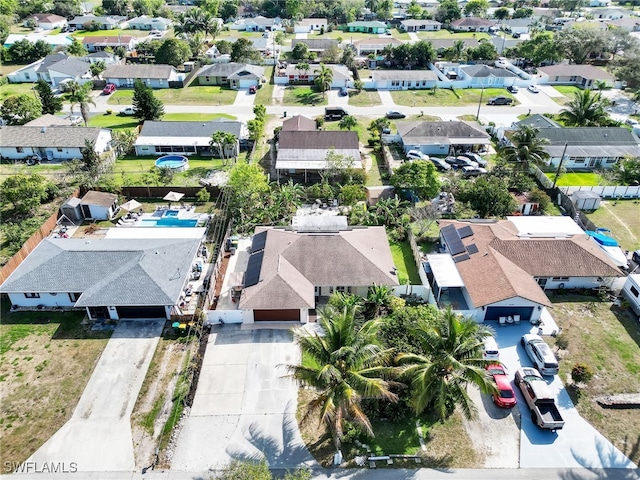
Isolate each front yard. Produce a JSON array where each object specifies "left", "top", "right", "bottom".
[
  {"left": 0, "top": 301, "right": 111, "bottom": 467},
  {"left": 281, "top": 86, "right": 327, "bottom": 106},
  {"left": 348, "top": 89, "right": 382, "bottom": 107},
  {"left": 106, "top": 82, "right": 238, "bottom": 106},
  {"left": 390, "top": 87, "right": 514, "bottom": 107},
  {"left": 547, "top": 293, "right": 640, "bottom": 466}
]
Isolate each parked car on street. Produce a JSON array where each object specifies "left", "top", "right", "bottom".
[
  {"left": 528, "top": 85, "right": 540, "bottom": 93},
  {"left": 386, "top": 111, "right": 406, "bottom": 119},
  {"left": 407, "top": 150, "right": 429, "bottom": 161},
  {"left": 487, "top": 96, "right": 513, "bottom": 105},
  {"left": 486, "top": 364, "right": 517, "bottom": 408},
  {"left": 445, "top": 156, "right": 478, "bottom": 169},
  {"left": 459, "top": 152, "right": 487, "bottom": 167},
  {"left": 625, "top": 118, "right": 639, "bottom": 127},
  {"left": 102, "top": 83, "right": 116, "bottom": 95},
  {"left": 507, "top": 85, "right": 519, "bottom": 94},
  {"left": 120, "top": 106, "right": 137, "bottom": 116},
  {"left": 521, "top": 334, "right": 559, "bottom": 376}
]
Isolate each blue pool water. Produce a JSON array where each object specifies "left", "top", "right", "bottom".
[
  {"left": 140, "top": 218, "right": 198, "bottom": 227},
  {"left": 155, "top": 155, "right": 189, "bottom": 170}
]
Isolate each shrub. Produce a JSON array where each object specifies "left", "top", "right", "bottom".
[
  {"left": 195, "top": 188, "right": 210, "bottom": 204},
  {"left": 105, "top": 109, "right": 113, "bottom": 115},
  {"left": 554, "top": 333, "right": 569, "bottom": 352},
  {"left": 571, "top": 363, "right": 594, "bottom": 385}
]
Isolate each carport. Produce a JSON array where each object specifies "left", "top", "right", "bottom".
[{"left": 425, "top": 254, "right": 471, "bottom": 310}]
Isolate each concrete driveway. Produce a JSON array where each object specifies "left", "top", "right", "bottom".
[
  {"left": 27, "top": 320, "right": 164, "bottom": 471},
  {"left": 171, "top": 326, "right": 316, "bottom": 471},
  {"left": 493, "top": 324, "right": 637, "bottom": 470}
]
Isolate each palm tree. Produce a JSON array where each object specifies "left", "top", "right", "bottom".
[
  {"left": 559, "top": 89, "right": 612, "bottom": 127},
  {"left": 498, "top": 124, "right": 550, "bottom": 170},
  {"left": 222, "top": 132, "right": 238, "bottom": 163},
  {"left": 209, "top": 131, "right": 227, "bottom": 164},
  {"left": 202, "top": 12, "right": 219, "bottom": 41},
  {"left": 339, "top": 115, "right": 357, "bottom": 131},
  {"left": 367, "top": 284, "right": 392, "bottom": 318},
  {"left": 66, "top": 81, "right": 95, "bottom": 127},
  {"left": 396, "top": 307, "right": 497, "bottom": 420},
  {"left": 314, "top": 63, "right": 333, "bottom": 98},
  {"left": 288, "top": 306, "right": 398, "bottom": 450},
  {"left": 452, "top": 39, "right": 465, "bottom": 62}
]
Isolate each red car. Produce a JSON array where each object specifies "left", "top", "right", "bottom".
[
  {"left": 486, "top": 364, "right": 517, "bottom": 409},
  {"left": 103, "top": 83, "right": 116, "bottom": 95}
]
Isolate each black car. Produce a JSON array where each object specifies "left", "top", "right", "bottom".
[
  {"left": 507, "top": 85, "right": 519, "bottom": 94},
  {"left": 386, "top": 111, "right": 406, "bottom": 119},
  {"left": 487, "top": 96, "right": 514, "bottom": 105},
  {"left": 445, "top": 156, "right": 477, "bottom": 168}
]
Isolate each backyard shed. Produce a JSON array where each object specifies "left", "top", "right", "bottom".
[
  {"left": 80, "top": 191, "right": 118, "bottom": 220},
  {"left": 571, "top": 190, "right": 602, "bottom": 211},
  {"left": 61, "top": 196, "right": 82, "bottom": 222}
]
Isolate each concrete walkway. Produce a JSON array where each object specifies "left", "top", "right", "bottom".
[
  {"left": 377, "top": 89, "right": 397, "bottom": 108},
  {"left": 27, "top": 320, "right": 164, "bottom": 472}
]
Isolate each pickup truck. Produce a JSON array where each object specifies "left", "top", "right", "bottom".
[{"left": 515, "top": 367, "right": 565, "bottom": 431}]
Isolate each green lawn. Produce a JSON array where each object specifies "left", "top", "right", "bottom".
[
  {"left": 365, "top": 150, "right": 388, "bottom": 187},
  {"left": 0, "top": 63, "right": 28, "bottom": 76},
  {"left": 348, "top": 89, "right": 382, "bottom": 107},
  {"left": 254, "top": 66, "right": 274, "bottom": 105},
  {"left": 418, "top": 30, "right": 490, "bottom": 40},
  {"left": 0, "top": 82, "right": 37, "bottom": 100},
  {"left": 71, "top": 28, "right": 152, "bottom": 38},
  {"left": 107, "top": 83, "right": 238, "bottom": 106},
  {"left": 391, "top": 87, "right": 514, "bottom": 107},
  {"left": 111, "top": 156, "right": 227, "bottom": 186},
  {"left": 281, "top": 86, "right": 327, "bottom": 106},
  {"left": 544, "top": 172, "right": 610, "bottom": 187},
  {"left": 553, "top": 85, "right": 582, "bottom": 97},
  {"left": 390, "top": 241, "right": 421, "bottom": 285},
  {"left": 323, "top": 118, "right": 371, "bottom": 144},
  {"left": 585, "top": 199, "right": 640, "bottom": 251},
  {"left": 88, "top": 112, "right": 235, "bottom": 130}
]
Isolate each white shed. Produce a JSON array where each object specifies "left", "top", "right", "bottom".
[
  {"left": 80, "top": 191, "right": 118, "bottom": 220},
  {"left": 571, "top": 190, "right": 602, "bottom": 211}
]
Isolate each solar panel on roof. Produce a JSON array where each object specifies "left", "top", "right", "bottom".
[
  {"left": 251, "top": 231, "right": 267, "bottom": 252},
  {"left": 442, "top": 224, "right": 466, "bottom": 256},
  {"left": 244, "top": 251, "right": 264, "bottom": 287},
  {"left": 453, "top": 253, "right": 470, "bottom": 263},
  {"left": 458, "top": 225, "right": 473, "bottom": 239},
  {"left": 466, "top": 243, "right": 479, "bottom": 254}
]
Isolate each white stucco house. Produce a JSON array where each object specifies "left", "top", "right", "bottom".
[
  {"left": 24, "top": 13, "right": 67, "bottom": 30},
  {"left": 103, "top": 64, "right": 184, "bottom": 88},
  {"left": 293, "top": 18, "right": 328, "bottom": 33}
]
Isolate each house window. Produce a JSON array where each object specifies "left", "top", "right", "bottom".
[
  {"left": 17, "top": 147, "right": 24, "bottom": 153},
  {"left": 205, "top": 76, "right": 210, "bottom": 81},
  {"left": 24, "top": 293, "right": 40, "bottom": 298},
  {"left": 554, "top": 76, "right": 559, "bottom": 82},
  {"left": 569, "top": 76, "right": 577, "bottom": 82},
  {"left": 25, "top": 72, "right": 30, "bottom": 79},
  {"left": 630, "top": 286, "right": 639, "bottom": 298},
  {"left": 605, "top": 158, "right": 617, "bottom": 164},
  {"left": 570, "top": 157, "right": 585, "bottom": 163},
  {"left": 57, "top": 148, "right": 63, "bottom": 152},
  {"left": 552, "top": 277, "right": 569, "bottom": 281},
  {"left": 68, "top": 292, "right": 82, "bottom": 302},
  {"left": 336, "top": 286, "right": 346, "bottom": 292}
]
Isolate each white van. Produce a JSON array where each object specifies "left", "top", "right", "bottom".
[{"left": 483, "top": 336, "right": 500, "bottom": 361}]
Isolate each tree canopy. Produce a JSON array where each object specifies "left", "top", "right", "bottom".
[
  {"left": 132, "top": 80, "right": 165, "bottom": 121},
  {"left": 35, "top": 79, "right": 63, "bottom": 115},
  {"left": 0, "top": 94, "right": 42, "bottom": 125},
  {"left": 390, "top": 160, "right": 440, "bottom": 201},
  {"left": 1, "top": 174, "right": 51, "bottom": 214},
  {"left": 457, "top": 176, "right": 517, "bottom": 218},
  {"left": 155, "top": 38, "right": 192, "bottom": 66}
]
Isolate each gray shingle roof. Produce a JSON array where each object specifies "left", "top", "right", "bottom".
[
  {"left": 0, "top": 238, "right": 201, "bottom": 307},
  {"left": 70, "top": 15, "right": 127, "bottom": 25},
  {"left": 278, "top": 130, "right": 359, "bottom": 149},
  {"left": 196, "top": 62, "right": 263, "bottom": 79},
  {"left": 104, "top": 64, "right": 175, "bottom": 79},
  {"left": 537, "top": 64, "right": 615, "bottom": 81},
  {"left": 291, "top": 38, "right": 339, "bottom": 51},
  {"left": 538, "top": 127, "right": 640, "bottom": 158},
  {"left": 515, "top": 114, "right": 561, "bottom": 129},
  {"left": 401, "top": 19, "right": 441, "bottom": 26},
  {"left": 397, "top": 121, "right": 490, "bottom": 145},
  {"left": 25, "top": 114, "right": 75, "bottom": 127},
  {"left": 0, "top": 126, "right": 104, "bottom": 148},
  {"left": 138, "top": 120, "right": 243, "bottom": 139},
  {"left": 36, "top": 53, "right": 69, "bottom": 73},
  {"left": 460, "top": 64, "right": 518, "bottom": 78},
  {"left": 81, "top": 191, "right": 117, "bottom": 208},
  {"left": 451, "top": 17, "right": 496, "bottom": 27},
  {"left": 282, "top": 115, "right": 317, "bottom": 131},
  {"left": 48, "top": 58, "right": 90, "bottom": 77}
]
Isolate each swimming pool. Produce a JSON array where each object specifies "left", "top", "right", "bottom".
[
  {"left": 139, "top": 217, "right": 198, "bottom": 227},
  {"left": 155, "top": 155, "right": 189, "bottom": 172}
]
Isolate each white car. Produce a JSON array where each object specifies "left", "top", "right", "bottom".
[
  {"left": 406, "top": 150, "right": 429, "bottom": 161},
  {"left": 527, "top": 85, "right": 540, "bottom": 93},
  {"left": 483, "top": 336, "right": 500, "bottom": 361},
  {"left": 521, "top": 334, "right": 559, "bottom": 376},
  {"left": 120, "top": 106, "right": 137, "bottom": 116}
]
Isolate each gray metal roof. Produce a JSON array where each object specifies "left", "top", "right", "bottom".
[
  {"left": 0, "top": 126, "right": 104, "bottom": 148},
  {"left": 138, "top": 119, "right": 243, "bottom": 139},
  {"left": 539, "top": 127, "right": 640, "bottom": 146},
  {"left": 197, "top": 62, "right": 264, "bottom": 78},
  {"left": 0, "top": 238, "right": 201, "bottom": 307},
  {"left": 397, "top": 121, "right": 490, "bottom": 145},
  {"left": 48, "top": 58, "right": 90, "bottom": 77},
  {"left": 104, "top": 63, "right": 175, "bottom": 79}
]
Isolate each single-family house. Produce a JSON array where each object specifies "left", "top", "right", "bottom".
[
  {"left": 196, "top": 63, "right": 266, "bottom": 89},
  {"left": 353, "top": 37, "right": 403, "bottom": 56},
  {"left": 534, "top": 127, "right": 640, "bottom": 170},
  {"left": 237, "top": 225, "right": 399, "bottom": 322},
  {"left": 458, "top": 64, "right": 519, "bottom": 87},
  {"left": 127, "top": 15, "right": 173, "bottom": 30},
  {"left": 399, "top": 19, "right": 442, "bottom": 32},
  {"left": 68, "top": 15, "right": 128, "bottom": 30},
  {"left": 502, "top": 18, "right": 535, "bottom": 35},
  {"left": 7, "top": 53, "right": 68, "bottom": 83},
  {"left": 293, "top": 18, "right": 328, "bottom": 33},
  {"left": 3, "top": 33, "right": 73, "bottom": 50},
  {"left": 25, "top": 114, "right": 78, "bottom": 127},
  {"left": 590, "top": 0, "right": 611, "bottom": 6},
  {"left": 102, "top": 64, "right": 184, "bottom": 88},
  {"left": 79, "top": 190, "right": 119, "bottom": 220},
  {"left": 0, "top": 236, "right": 203, "bottom": 321},
  {"left": 275, "top": 64, "right": 353, "bottom": 88},
  {"left": 426, "top": 217, "right": 623, "bottom": 322},
  {"left": 282, "top": 115, "right": 317, "bottom": 131},
  {"left": 490, "top": 36, "right": 523, "bottom": 54},
  {"left": 290, "top": 38, "right": 339, "bottom": 53},
  {"left": 276, "top": 130, "right": 362, "bottom": 181},
  {"left": 133, "top": 119, "right": 247, "bottom": 157},
  {"left": 345, "top": 21, "right": 388, "bottom": 34},
  {"left": 81, "top": 35, "right": 136, "bottom": 53},
  {"left": 24, "top": 13, "right": 67, "bottom": 30},
  {"left": 230, "top": 16, "right": 280, "bottom": 31},
  {"left": 47, "top": 57, "right": 92, "bottom": 87},
  {"left": 83, "top": 51, "right": 120, "bottom": 65},
  {"left": 370, "top": 69, "right": 439, "bottom": 90},
  {"left": 537, "top": 64, "right": 616, "bottom": 88},
  {"left": 592, "top": 7, "right": 626, "bottom": 20},
  {"left": 450, "top": 17, "right": 496, "bottom": 32},
  {"left": 605, "top": 17, "right": 640, "bottom": 32},
  {"left": 396, "top": 120, "right": 491, "bottom": 156},
  {"left": 512, "top": 113, "right": 561, "bottom": 130},
  {"left": 0, "top": 126, "right": 113, "bottom": 162}
]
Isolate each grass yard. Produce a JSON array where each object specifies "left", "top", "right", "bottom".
[
  {"left": 0, "top": 63, "right": 28, "bottom": 76},
  {"left": 348, "top": 89, "right": 382, "bottom": 107},
  {"left": 0, "top": 300, "right": 111, "bottom": 468},
  {"left": 88, "top": 112, "right": 236, "bottom": 131},
  {"left": 281, "top": 86, "right": 327, "bottom": 106},
  {"left": 254, "top": 66, "right": 274, "bottom": 105},
  {"left": 71, "top": 28, "right": 152, "bottom": 38},
  {"left": 365, "top": 150, "right": 388, "bottom": 187},
  {"left": 391, "top": 88, "right": 514, "bottom": 107},
  {"left": 111, "top": 156, "right": 227, "bottom": 186},
  {"left": 553, "top": 85, "right": 581, "bottom": 105},
  {"left": 417, "top": 31, "right": 490, "bottom": 40},
  {"left": 0, "top": 82, "right": 37, "bottom": 100},
  {"left": 390, "top": 241, "right": 421, "bottom": 285},
  {"left": 544, "top": 172, "right": 611, "bottom": 187},
  {"left": 585, "top": 199, "right": 640, "bottom": 251},
  {"left": 323, "top": 116, "right": 373, "bottom": 145},
  {"left": 546, "top": 293, "right": 640, "bottom": 466},
  {"left": 107, "top": 83, "right": 238, "bottom": 106}
]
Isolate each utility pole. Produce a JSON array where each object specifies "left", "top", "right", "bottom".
[
  {"left": 552, "top": 142, "right": 568, "bottom": 188},
  {"left": 476, "top": 87, "right": 484, "bottom": 121}
]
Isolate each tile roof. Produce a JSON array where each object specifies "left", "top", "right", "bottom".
[
  {"left": 104, "top": 63, "right": 175, "bottom": 79},
  {"left": 538, "top": 64, "right": 615, "bottom": 80},
  {"left": 0, "top": 126, "right": 104, "bottom": 148},
  {"left": 0, "top": 238, "right": 201, "bottom": 308},
  {"left": 241, "top": 227, "right": 399, "bottom": 309}
]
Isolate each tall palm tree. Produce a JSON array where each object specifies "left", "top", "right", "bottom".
[
  {"left": 498, "top": 124, "right": 550, "bottom": 170},
  {"left": 202, "top": 12, "right": 219, "bottom": 41},
  {"left": 314, "top": 63, "right": 333, "bottom": 98},
  {"left": 452, "top": 39, "right": 465, "bottom": 62},
  {"left": 288, "top": 306, "right": 398, "bottom": 450},
  {"left": 396, "top": 307, "right": 497, "bottom": 420},
  {"left": 559, "top": 88, "right": 611, "bottom": 127},
  {"left": 66, "top": 81, "right": 95, "bottom": 127},
  {"left": 209, "top": 131, "right": 227, "bottom": 164}
]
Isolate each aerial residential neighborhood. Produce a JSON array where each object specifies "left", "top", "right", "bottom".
[{"left": 1, "top": 0, "right": 640, "bottom": 479}]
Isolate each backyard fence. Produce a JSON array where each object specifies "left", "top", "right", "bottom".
[
  {"left": 559, "top": 185, "right": 640, "bottom": 199},
  {"left": 117, "top": 186, "right": 220, "bottom": 199}
]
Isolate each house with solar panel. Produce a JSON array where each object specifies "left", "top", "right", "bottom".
[{"left": 425, "top": 216, "right": 623, "bottom": 323}]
